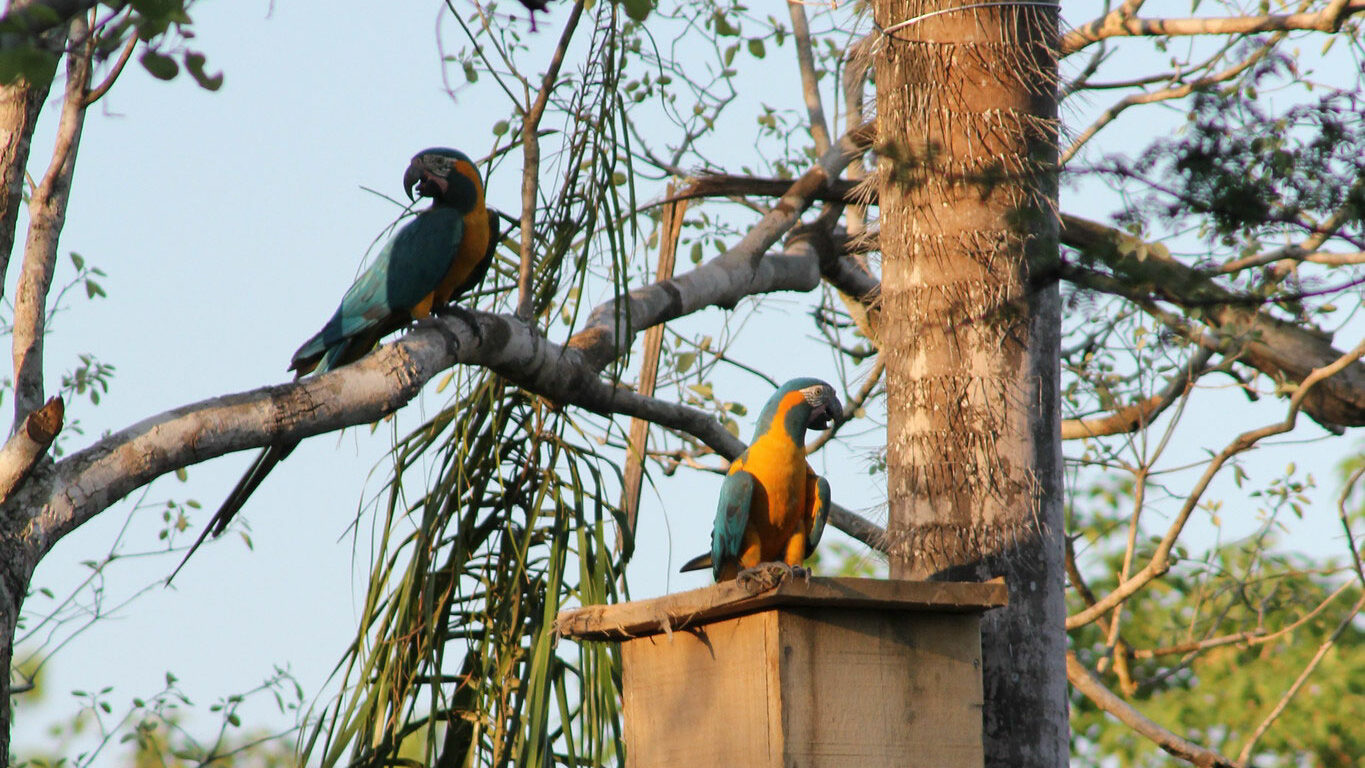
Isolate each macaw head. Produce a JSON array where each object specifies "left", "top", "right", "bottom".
[
  {"left": 756, "top": 377, "right": 842, "bottom": 441},
  {"left": 404, "top": 147, "right": 484, "bottom": 212}
]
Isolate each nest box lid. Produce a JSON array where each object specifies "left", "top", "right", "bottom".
[{"left": 555, "top": 576, "right": 1007, "bottom": 642}]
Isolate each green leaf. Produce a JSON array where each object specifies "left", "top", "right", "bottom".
[
  {"left": 0, "top": 47, "right": 60, "bottom": 87},
  {"left": 747, "top": 38, "right": 765, "bottom": 59},
  {"left": 621, "top": 0, "right": 652, "bottom": 22},
  {"left": 174, "top": 467, "right": 188, "bottom": 482},
  {"left": 139, "top": 50, "right": 179, "bottom": 81},
  {"left": 492, "top": 120, "right": 509, "bottom": 136},
  {"left": 184, "top": 51, "right": 223, "bottom": 91},
  {"left": 713, "top": 12, "right": 740, "bottom": 36},
  {"left": 689, "top": 241, "right": 703, "bottom": 264},
  {"left": 69, "top": 252, "right": 84, "bottom": 270},
  {"left": 674, "top": 352, "right": 697, "bottom": 373}
]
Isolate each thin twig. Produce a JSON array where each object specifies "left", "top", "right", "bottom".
[
  {"left": 1236, "top": 590, "right": 1365, "bottom": 764},
  {"left": 515, "top": 0, "right": 584, "bottom": 321},
  {"left": 788, "top": 0, "right": 831, "bottom": 156}
]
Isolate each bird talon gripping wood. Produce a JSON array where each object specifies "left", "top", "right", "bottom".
[
  {"left": 680, "top": 378, "right": 841, "bottom": 583},
  {"left": 168, "top": 148, "right": 499, "bottom": 583}
]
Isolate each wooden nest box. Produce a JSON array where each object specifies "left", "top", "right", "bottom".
[{"left": 556, "top": 577, "right": 1007, "bottom": 768}]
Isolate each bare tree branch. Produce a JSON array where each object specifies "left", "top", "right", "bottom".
[
  {"left": 1060, "top": 215, "right": 1365, "bottom": 428},
  {"left": 11, "top": 15, "right": 90, "bottom": 426},
  {"left": 1059, "top": 40, "right": 1270, "bottom": 166},
  {"left": 11, "top": 121, "right": 885, "bottom": 567},
  {"left": 619, "top": 190, "right": 685, "bottom": 550},
  {"left": 1067, "top": 651, "right": 1241, "bottom": 768},
  {"left": 1060, "top": 0, "right": 1365, "bottom": 56}
]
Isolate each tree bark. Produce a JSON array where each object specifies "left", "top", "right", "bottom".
[{"left": 874, "top": 1, "right": 1067, "bottom": 766}]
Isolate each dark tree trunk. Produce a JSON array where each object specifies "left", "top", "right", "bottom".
[{"left": 874, "top": 1, "right": 1068, "bottom": 765}]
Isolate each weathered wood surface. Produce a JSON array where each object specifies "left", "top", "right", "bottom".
[
  {"left": 619, "top": 606, "right": 987, "bottom": 768},
  {"left": 556, "top": 576, "right": 1006, "bottom": 641},
  {"left": 622, "top": 611, "right": 783, "bottom": 767}
]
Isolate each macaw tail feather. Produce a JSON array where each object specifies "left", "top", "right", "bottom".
[
  {"left": 166, "top": 440, "right": 297, "bottom": 584},
  {"left": 679, "top": 552, "right": 712, "bottom": 573}
]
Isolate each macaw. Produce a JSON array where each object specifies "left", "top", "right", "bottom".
[
  {"left": 170, "top": 147, "right": 497, "bottom": 580},
  {"left": 680, "top": 378, "right": 841, "bottom": 582}
]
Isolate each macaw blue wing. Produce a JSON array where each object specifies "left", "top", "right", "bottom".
[
  {"left": 711, "top": 468, "right": 756, "bottom": 580},
  {"left": 291, "top": 207, "right": 466, "bottom": 373},
  {"left": 806, "top": 473, "right": 830, "bottom": 559}
]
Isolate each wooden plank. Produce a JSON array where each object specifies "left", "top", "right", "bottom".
[
  {"left": 557, "top": 577, "right": 1007, "bottom": 641},
  {"left": 622, "top": 611, "right": 780, "bottom": 768},
  {"left": 777, "top": 608, "right": 985, "bottom": 768}
]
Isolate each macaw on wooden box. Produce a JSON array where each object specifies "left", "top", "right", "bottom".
[{"left": 681, "top": 378, "right": 841, "bottom": 582}]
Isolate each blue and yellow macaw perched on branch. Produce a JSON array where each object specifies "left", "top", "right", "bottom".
[
  {"left": 170, "top": 148, "right": 497, "bottom": 581},
  {"left": 681, "top": 378, "right": 841, "bottom": 583}
]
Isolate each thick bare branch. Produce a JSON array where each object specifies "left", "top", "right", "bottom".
[
  {"left": 570, "top": 126, "right": 870, "bottom": 371},
  {"left": 1067, "top": 652, "right": 1241, "bottom": 768},
  {"left": 11, "top": 16, "right": 90, "bottom": 426},
  {"left": 16, "top": 126, "right": 887, "bottom": 560},
  {"left": 1061, "top": 215, "right": 1365, "bottom": 428},
  {"left": 1060, "top": 0, "right": 1365, "bottom": 56},
  {"left": 0, "top": 31, "right": 59, "bottom": 301}
]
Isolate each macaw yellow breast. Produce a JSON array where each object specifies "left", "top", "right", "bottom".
[{"left": 734, "top": 392, "right": 816, "bottom": 565}]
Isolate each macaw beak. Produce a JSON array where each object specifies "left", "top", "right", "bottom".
[
  {"left": 403, "top": 159, "right": 425, "bottom": 202},
  {"left": 807, "top": 394, "right": 842, "bottom": 430}
]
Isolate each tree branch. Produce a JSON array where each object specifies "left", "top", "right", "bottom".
[
  {"left": 15, "top": 123, "right": 885, "bottom": 562},
  {"left": 1066, "top": 335, "right": 1365, "bottom": 631},
  {"left": 1067, "top": 651, "right": 1241, "bottom": 768},
  {"left": 11, "top": 15, "right": 90, "bottom": 426},
  {"left": 1059, "top": 0, "right": 1365, "bottom": 56},
  {"left": 1236, "top": 590, "right": 1365, "bottom": 764},
  {"left": 788, "top": 0, "right": 831, "bottom": 156},
  {"left": 515, "top": 0, "right": 582, "bottom": 321},
  {"left": 1060, "top": 214, "right": 1365, "bottom": 428}
]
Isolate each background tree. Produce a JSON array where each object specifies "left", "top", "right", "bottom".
[{"left": 5, "top": 1, "right": 1365, "bottom": 767}]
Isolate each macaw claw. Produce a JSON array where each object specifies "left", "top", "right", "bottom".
[{"left": 736, "top": 561, "right": 799, "bottom": 595}]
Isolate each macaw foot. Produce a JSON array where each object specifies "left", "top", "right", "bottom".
[
  {"left": 433, "top": 304, "right": 484, "bottom": 343},
  {"left": 414, "top": 315, "right": 468, "bottom": 357},
  {"left": 736, "top": 561, "right": 796, "bottom": 595},
  {"left": 790, "top": 564, "right": 811, "bottom": 583}
]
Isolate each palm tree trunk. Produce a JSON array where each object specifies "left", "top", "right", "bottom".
[{"left": 874, "top": 1, "right": 1067, "bottom": 765}]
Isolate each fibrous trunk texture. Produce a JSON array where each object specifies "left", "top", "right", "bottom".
[{"left": 874, "top": 1, "right": 1067, "bottom": 765}]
